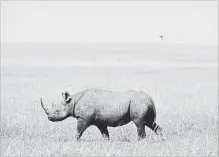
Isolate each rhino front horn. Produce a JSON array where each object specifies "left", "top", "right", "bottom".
[{"left": 40, "top": 97, "right": 50, "bottom": 115}]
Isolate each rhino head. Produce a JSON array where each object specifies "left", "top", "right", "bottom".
[{"left": 40, "top": 92, "right": 73, "bottom": 122}]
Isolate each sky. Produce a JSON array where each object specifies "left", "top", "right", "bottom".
[{"left": 1, "top": 1, "right": 218, "bottom": 45}]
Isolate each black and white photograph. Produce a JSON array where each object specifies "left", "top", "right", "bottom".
[{"left": 1, "top": 1, "right": 218, "bottom": 156}]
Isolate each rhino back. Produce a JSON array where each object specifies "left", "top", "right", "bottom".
[{"left": 75, "top": 89, "right": 131, "bottom": 118}]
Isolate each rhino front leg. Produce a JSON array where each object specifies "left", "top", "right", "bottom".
[
  {"left": 96, "top": 125, "right": 110, "bottom": 140},
  {"left": 75, "top": 118, "right": 90, "bottom": 140}
]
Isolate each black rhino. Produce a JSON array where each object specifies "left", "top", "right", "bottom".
[{"left": 40, "top": 89, "right": 164, "bottom": 140}]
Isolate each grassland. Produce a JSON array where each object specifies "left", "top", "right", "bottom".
[{"left": 1, "top": 43, "right": 218, "bottom": 156}]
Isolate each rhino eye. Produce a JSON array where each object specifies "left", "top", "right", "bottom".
[{"left": 66, "top": 98, "right": 72, "bottom": 104}]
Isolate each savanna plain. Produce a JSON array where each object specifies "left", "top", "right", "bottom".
[{"left": 1, "top": 43, "right": 218, "bottom": 156}]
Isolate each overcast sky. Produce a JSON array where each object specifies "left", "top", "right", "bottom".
[{"left": 1, "top": 1, "right": 218, "bottom": 45}]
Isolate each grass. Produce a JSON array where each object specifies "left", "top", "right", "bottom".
[{"left": 1, "top": 43, "right": 218, "bottom": 156}]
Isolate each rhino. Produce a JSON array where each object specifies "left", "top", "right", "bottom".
[{"left": 40, "top": 89, "right": 164, "bottom": 141}]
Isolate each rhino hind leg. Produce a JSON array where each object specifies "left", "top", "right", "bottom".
[
  {"left": 96, "top": 125, "right": 110, "bottom": 140},
  {"left": 135, "top": 123, "right": 146, "bottom": 140},
  {"left": 75, "top": 118, "right": 90, "bottom": 140}
]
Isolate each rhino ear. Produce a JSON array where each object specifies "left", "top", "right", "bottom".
[
  {"left": 62, "top": 92, "right": 70, "bottom": 99},
  {"left": 62, "top": 92, "right": 72, "bottom": 103}
]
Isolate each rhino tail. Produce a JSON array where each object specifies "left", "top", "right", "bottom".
[{"left": 151, "top": 122, "right": 160, "bottom": 133}]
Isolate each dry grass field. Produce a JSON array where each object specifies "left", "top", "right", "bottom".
[{"left": 1, "top": 43, "right": 218, "bottom": 156}]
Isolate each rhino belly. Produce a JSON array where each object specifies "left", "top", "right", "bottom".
[
  {"left": 95, "top": 113, "right": 131, "bottom": 127},
  {"left": 94, "top": 105, "right": 131, "bottom": 127}
]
